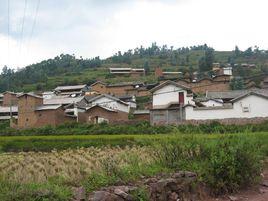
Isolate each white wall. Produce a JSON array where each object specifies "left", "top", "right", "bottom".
[
  {"left": 152, "top": 84, "right": 194, "bottom": 108},
  {"left": 92, "top": 96, "right": 129, "bottom": 113},
  {"left": 185, "top": 94, "right": 268, "bottom": 120},
  {"left": 201, "top": 99, "right": 223, "bottom": 107}
]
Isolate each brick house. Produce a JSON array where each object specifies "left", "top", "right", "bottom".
[
  {"left": 78, "top": 105, "right": 129, "bottom": 124},
  {"left": 90, "top": 81, "right": 147, "bottom": 96},
  {"left": 261, "top": 75, "right": 268, "bottom": 89},
  {"left": 176, "top": 75, "right": 231, "bottom": 94},
  {"left": 2, "top": 91, "right": 22, "bottom": 106},
  {"left": 12, "top": 93, "right": 73, "bottom": 129},
  {"left": 78, "top": 94, "right": 130, "bottom": 124},
  {"left": 54, "top": 84, "right": 89, "bottom": 96},
  {"left": 109, "top": 68, "right": 145, "bottom": 77},
  {"left": 133, "top": 110, "right": 150, "bottom": 121}
]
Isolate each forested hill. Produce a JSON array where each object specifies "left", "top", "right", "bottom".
[{"left": 1, "top": 44, "right": 268, "bottom": 92}]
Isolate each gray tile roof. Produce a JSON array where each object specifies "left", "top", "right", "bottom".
[
  {"left": 43, "top": 96, "right": 84, "bottom": 105},
  {"left": 206, "top": 89, "right": 268, "bottom": 100},
  {"left": 54, "top": 85, "right": 87, "bottom": 91},
  {"left": 35, "top": 104, "right": 62, "bottom": 111}
]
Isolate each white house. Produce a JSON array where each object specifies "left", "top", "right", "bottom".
[
  {"left": 223, "top": 67, "right": 232, "bottom": 76},
  {"left": 151, "top": 80, "right": 194, "bottom": 109},
  {"left": 185, "top": 92, "right": 268, "bottom": 120},
  {"left": 150, "top": 80, "right": 194, "bottom": 125},
  {"left": 84, "top": 94, "right": 130, "bottom": 113}
]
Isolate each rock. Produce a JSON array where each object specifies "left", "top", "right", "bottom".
[
  {"left": 114, "top": 188, "right": 133, "bottom": 201},
  {"left": 90, "top": 191, "right": 124, "bottom": 201},
  {"left": 72, "top": 187, "right": 86, "bottom": 201},
  {"left": 261, "top": 180, "right": 268, "bottom": 187},
  {"left": 144, "top": 177, "right": 158, "bottom": 184},
  {"left": 228, "top": 195, "right": 239, "bottom": 201},
  {"left": 173, "top": 171, "right": 197, "bottom": 179},
  {"left": 259, "top": 188, "right": 267, "bottom": 194}
]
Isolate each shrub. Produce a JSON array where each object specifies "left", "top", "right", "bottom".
[{"left": 204, "top": 136, "right": 262, "bottom": 195}]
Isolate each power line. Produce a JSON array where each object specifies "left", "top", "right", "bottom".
[
  {"left": 26, "top": 0, "right": 40, "bottom": 64},
  {"left": 18, "top": 0, "right": 28, "bottom": 66},
  {"left": 7, "top": 0, "right": 10, "bottom": 67}
]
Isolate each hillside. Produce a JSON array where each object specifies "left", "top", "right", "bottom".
[{"left": 1, "top": 44, "right": 268, "bottom": 92}]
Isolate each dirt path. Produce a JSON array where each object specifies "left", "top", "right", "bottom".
[{"left": 209, "top": 170, "right": 268, "bottom": 201}]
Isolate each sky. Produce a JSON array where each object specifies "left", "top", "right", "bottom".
[{"left": 0, "top": 0, "right": 268, "bottom": 69}]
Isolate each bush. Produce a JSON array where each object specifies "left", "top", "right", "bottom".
[
  {"left": 205, "top": 136, "right": 262, "bottom": 195},
  {"left": 155, "top": 135, "right": 263, "bottom": 195}
]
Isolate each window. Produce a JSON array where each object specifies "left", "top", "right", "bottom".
[{"left": 242, "top": 106, "right": 250, "bottom": 112}]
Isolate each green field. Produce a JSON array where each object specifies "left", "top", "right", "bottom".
[
  {"left": 1, "top": 132, "right": 268, "bottom": 152},
  {"left": 0, "top": 132, "right": 268, "bottom": 201}
]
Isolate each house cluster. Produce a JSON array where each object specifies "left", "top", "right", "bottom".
[
  {"left": 150, "top": 80, "right": 268, "bottom": 125},
  {"left": 1, "top": 70, "right": 268, "bottom": 128}
]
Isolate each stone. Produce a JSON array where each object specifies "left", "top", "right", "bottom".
[
  {"left": 90, "top": 191, "right": 124, "bottom": 201},
  {"left": 173, "top": 171, "right": 197, "bottom": 179},
  {"left": 72, "top": 187, "right": 86, "bottom": 201},
  {"left": 261, "top": 180, "right": 268, "bottom": 187},
  {"left": 228, "top": 195, "right": 239, "bottom": 201},
  {"left": 144, "top": 177, "right": 158, "bottom": 184},
  {"left": 114, "top": 188, "right": 134, "bottom": 201}
]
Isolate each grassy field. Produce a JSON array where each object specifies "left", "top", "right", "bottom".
[
  {"left": 1, "top": 132, "right": 268, "bottom": 152},
  {"left": 0, "top": 132, "right": 268, "bottom": 201}
]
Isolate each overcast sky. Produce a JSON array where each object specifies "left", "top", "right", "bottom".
[{"left": 1, "top": 0, "right": 268, "bottom": 69}]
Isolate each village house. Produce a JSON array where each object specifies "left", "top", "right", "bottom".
[
  {"left": 90, "top": 81, "right": 149, "bottom": 96},
  {"left": 109, "top": 67, "right": 145, "bottom": 77},
  {"left": 78, "top": 94, "right": 130, "bottom": 124},
  {"left": 149, "top": 80, "right": 194, "bottom": 125},
  {"left": 154, "top": 67, "right": 182, "bottom": 78},
  {"left": 2, "top": 91, "right": 22, "bottom": 106},
  {"left": 261, "top": 75, "right": 268, "bottom": 89},
  {"left": 54, "top": 84, "right": 89, "bottom": 97},
  {"left": 150, "top": 82, "right": 268, "bottom": 125},
  {"left": 133, "top": 110, "right": 150, "bottom": 121},
  {"left": 176, "top": 75, "right": 232, "bottom": 94},
  {"left": 11, "top": 93, "right": 73, "bottom": 129},
  {"left": 43, "top": 95, "right": 87, "bottom": 117},
  {"left": 184, "top": 91, "right": 268, "bottom": 121}
]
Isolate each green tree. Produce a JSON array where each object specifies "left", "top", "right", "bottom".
[
  {"left": 198, "top": 57, "right": 207, "bottom": 72},
  {"left": 230, "top": 77, "right": 244, "bottom": 90},
  {"left": 198, "top": 48, "right": 214, "bottom": 72},
  {"left": 144, "top": 61, "right": 150, "bottom": 75},
  {"left": 204, "top": 48, "right": 214, "bottom": 70}
]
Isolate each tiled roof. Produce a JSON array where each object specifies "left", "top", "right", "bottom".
[
  {"left": 35, "top": 104, "right": 62, "bottom": 111},
  {"left": 206, "top": 89, "right": 268, "bottom": 100},
  {"left": 150, "top": 80, "right": 190, "bottom": 93},
  {"left": 54, "top": 85, "right": 87, "bottom": 91},
  {"left": 17, "top": 93, "right": 43, "bottom": 99},
  {"left": 43, "top": 96, "right": 84, "bottom": 105}
]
